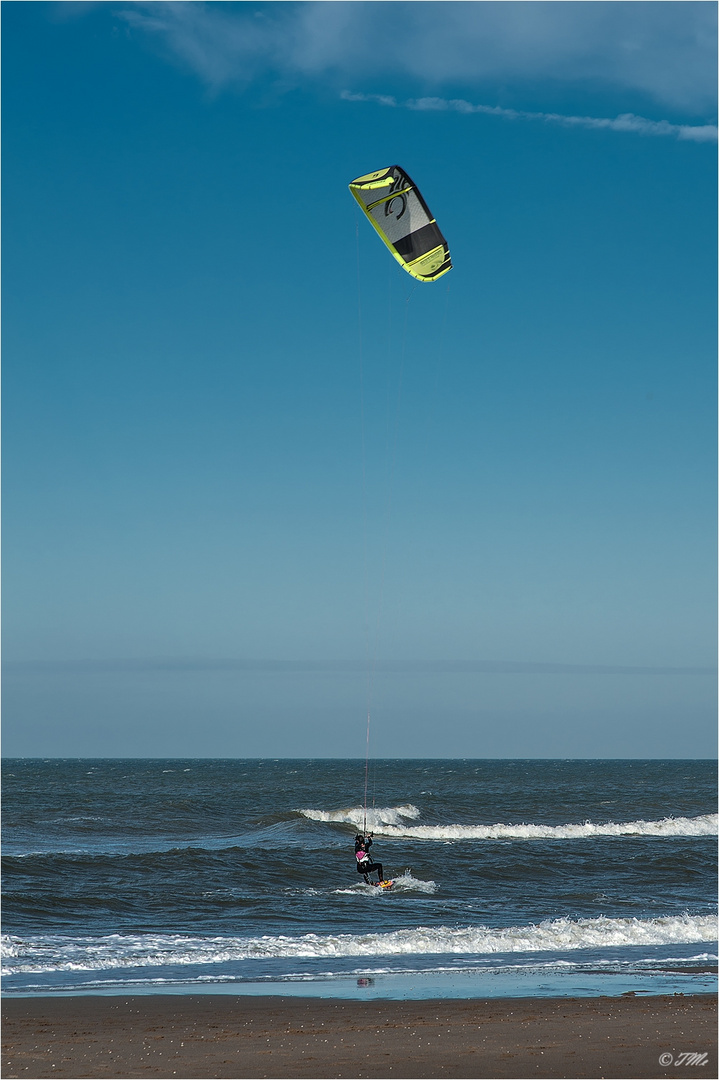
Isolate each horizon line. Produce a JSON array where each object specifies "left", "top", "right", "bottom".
[
  {"left": 2, "top": 754, "right": 717, "bottom": 761},
  {"left": 3, "top": 657, "right": 715, "bottom": 676}
]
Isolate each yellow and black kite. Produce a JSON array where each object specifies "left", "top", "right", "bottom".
[{"left": 349, "top": 165, "right": 452, "bottom": 282}]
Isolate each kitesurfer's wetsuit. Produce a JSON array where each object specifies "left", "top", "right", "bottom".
[{"left": 354, "top": 835, "right": 384, "bottom": 883}]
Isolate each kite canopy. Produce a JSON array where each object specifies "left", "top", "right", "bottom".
[{"left": 349, "top": 166, "right": 452, "bottom": 282}]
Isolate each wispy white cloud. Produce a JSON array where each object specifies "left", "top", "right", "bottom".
[
  {"left": 117, "top": 2, "right": 717, "bottom": 113},
  {"left": 342, "top": 91, "right": 718, "bottom": 143},
  {"left": 120, "top": 2, "right": 285, "bottom": 88}
]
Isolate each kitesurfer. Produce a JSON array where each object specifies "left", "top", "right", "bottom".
[{"left": 354, "top": 833, "right": 384, "bottom": 884}]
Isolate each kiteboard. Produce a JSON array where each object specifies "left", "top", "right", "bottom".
[{"left": 373, "top": 879, "right": 394, "bottom": 890}]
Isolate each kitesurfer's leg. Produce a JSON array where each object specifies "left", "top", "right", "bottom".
[{"left": 358, "top": 860, "right": 385, "bottom": 883}]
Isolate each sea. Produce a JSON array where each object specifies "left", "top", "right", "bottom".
[{"left": 2, "top": 758, "right": 717, "bottom": 1000}]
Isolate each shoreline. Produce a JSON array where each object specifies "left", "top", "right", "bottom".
[
  {"left": 3, "top": 992, "right": 716, "bottom": 1079},
  {"left": 4, "top": 958, "right": 716, "bottom": 1001}
]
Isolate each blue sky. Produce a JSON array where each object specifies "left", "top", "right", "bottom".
[{"left": 3, "top": 1, "right": 716, "bottom": 757}]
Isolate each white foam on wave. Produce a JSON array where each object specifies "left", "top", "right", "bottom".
[
  {"left": 3, "top": 913, "right": 715, "bottom": 975},
  {"left": 392, "top": 871, "right": 437, "bottom": 894},
  {"left": 299, "top": 804, "right": 421, "bottom": 829},
  {"left": 298, "top": 808, "right": 717, "bottom": 840},
  {"left": 358, "top": 814, "right": 718, "bottom": 841},
  {"left": 333, "top": 871, "right": 437, "bottom": 896}
]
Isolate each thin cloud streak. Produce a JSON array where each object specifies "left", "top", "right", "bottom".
[{"left": 341, "top": 91, "right": 718, "bottom": 143}]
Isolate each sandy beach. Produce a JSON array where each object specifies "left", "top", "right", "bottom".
[{"left": 2, "top": 993, "right": 716, "bottom": 1079}]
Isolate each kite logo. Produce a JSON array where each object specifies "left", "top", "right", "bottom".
[
  {"left": 385, "top": 172, "right": 410, "bottom": 219},
  {"left": 385, "top": 193, "right": 407, "bottom": 220}
]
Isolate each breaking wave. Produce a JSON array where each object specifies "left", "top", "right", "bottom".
[
  {"left": 299, "top": 810, "right": 717, "bottom": 840},
  {"left": 3, "top": 913, "right": 715, "bottom": 974},
  {"left": 299, "top": 804, "right": 421, "bottom": 829}
]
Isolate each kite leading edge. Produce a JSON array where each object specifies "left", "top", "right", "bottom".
[{"left": 349, "top": 165, "right": 452, "bottom": 282}]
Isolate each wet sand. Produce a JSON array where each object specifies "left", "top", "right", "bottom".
[{"left": 2, "top": 993, "right": 716, "bottom": 1079}]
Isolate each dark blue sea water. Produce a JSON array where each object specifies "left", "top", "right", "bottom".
[{"left": 2, "top": 759, "right": 716, "bottom": 999}]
